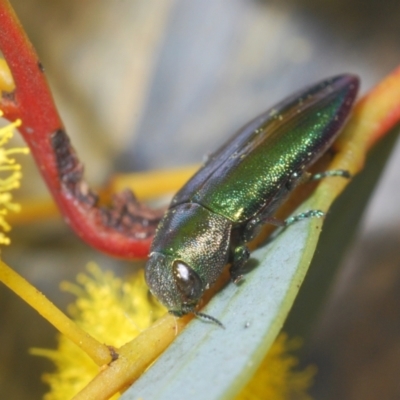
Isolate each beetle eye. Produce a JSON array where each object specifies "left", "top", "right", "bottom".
[{"left": 172, "top": 260, "right": 203, "bottom": 302}]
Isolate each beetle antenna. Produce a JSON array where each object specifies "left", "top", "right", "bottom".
[{"left": 193, "top": 311, "right": 225, "bottom": 329}]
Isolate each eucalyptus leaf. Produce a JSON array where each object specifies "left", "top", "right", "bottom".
[{"left": 121, "top": 199, "right": 324, "bottom": 400}]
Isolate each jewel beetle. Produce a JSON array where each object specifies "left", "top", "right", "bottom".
[{"left": 145, "top": 74, "right": 359, "bottom": 322}]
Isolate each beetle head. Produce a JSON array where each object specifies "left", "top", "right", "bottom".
[
  {"left": 144, "top": 203, "right": 232, "bottom": 316},
  {"left": 145, "top": 252, "right": 203, "bottom": 315}
]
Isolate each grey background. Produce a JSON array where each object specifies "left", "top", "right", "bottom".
[{"left": 1, "top": 0, "right": 400, "bottom": 399}]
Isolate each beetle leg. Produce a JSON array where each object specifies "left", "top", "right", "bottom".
[
  {"left": 283, "top": 209, "right": 325, "bottom": 226},
  {"left": 243, "top": 208, "right": 325, "bottom": 244},
  {"left": 231, "top": 207, "right": 325, "bottom": 283},
  {"left": 241, "top": 216, "right": 283, "bottom": 243},
  {"left": 229, "top": 244, "right": 250, "bottom": 284},
  {"left": 286, "top": 169, "right": 351, "bottom": 191},
  {"left": 260, "top": 209, "right": 325, "bottom": 227}
]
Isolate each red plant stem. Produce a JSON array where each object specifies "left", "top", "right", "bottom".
[{"left": 0, "top": 0, "right": 162, "bottom": 259}]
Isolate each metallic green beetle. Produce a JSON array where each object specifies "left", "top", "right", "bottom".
[{"left": 145, "top": 75, "right": 359, "bottom": 322}]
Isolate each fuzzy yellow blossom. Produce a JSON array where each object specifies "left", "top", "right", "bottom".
[
  {"left": 236, "top": 334, "right": 317, "bottom": 400},
  {"left": 31, "top": 263, "right": 166, "bottom": 400},
  {"left": 33, "top": 263, "right": 315, "bottom": 400},
  {"left": 0, "top": 111, "right": 29, "bottom": 244}
]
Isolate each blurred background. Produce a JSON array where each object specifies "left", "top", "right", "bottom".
[{"left": 1, "top": 0, "right": 400, "bottom": 398}]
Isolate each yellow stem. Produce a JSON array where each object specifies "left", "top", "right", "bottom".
[
  {"left": 72, "top": 313, "right": 190, "bottom": 400},
  {"left": 8, "top": 198, "right": 58, "bottom": 224},
  {"left": 108, "top": 165, "right": 199, "bottom": 199},
  {"left": 73, "top": 268, "right": 229, "bottom": 399},
  {"left": 0, "top": 57, "right": 15, "bottom": 92},
  {"left": 0, "top": 259, "right": 112, "bottom": 366}
]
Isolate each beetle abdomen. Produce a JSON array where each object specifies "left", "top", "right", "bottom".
[{"left": 172, "top": 75, "right": 359, "bottom": 223}]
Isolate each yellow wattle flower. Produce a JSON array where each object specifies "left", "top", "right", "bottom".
[
  {"left": 236, "top": 334, "right": 316, "bottom": 400},
  {"left": 0, "top": 111, "right": 29, "bottom": 244},
  {"left": 32, "top": 263, "right": 316, "bottom": 400},
  {"left": 31, "top": 263, "right": 166, "bottom": 400}
]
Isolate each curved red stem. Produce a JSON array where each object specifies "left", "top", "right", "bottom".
[{"left": 0, "top": 0, "right": 162, "bottom": 259}]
